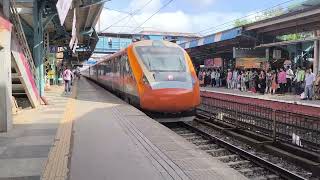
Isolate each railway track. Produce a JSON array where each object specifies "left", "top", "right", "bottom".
[{"left": 165, "top": 120, "right": 315, "bottom": 180}]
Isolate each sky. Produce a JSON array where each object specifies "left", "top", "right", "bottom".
[{"left": 96, "top": 0, "right": 304, "bottom": 35}]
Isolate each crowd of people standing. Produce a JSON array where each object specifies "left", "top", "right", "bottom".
[{"left": 198, "top": 66, "right": 320, "bottom": 100}]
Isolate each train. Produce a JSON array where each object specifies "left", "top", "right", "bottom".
[{"left": 83, "top": 40, "right": 200, "bottom": 120}]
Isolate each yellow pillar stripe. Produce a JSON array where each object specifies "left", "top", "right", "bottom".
[{"left": 41, "top": 81, "right": 78, "bottom": 180}]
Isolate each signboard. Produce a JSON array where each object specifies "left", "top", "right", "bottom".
[
  {"left": 49, "top": 46, "right": 57, "bottom": 53},
  {"left": 213, "top": 58, "right": 222, "bottom": 67},
  {"left": 204, "top": 59, "right": 214, "bottom": 67},
  {"left": 233, "top": 47, "right": 265, "bottom": 58},
  {"left": 56, "top": 0, "right": 73, "bottom": 26},
  {"left": 205, "top": 58, "right": 222, "bottom": 68},
  {"left": 236, "top": 58, "right": 267, "bottom": 69}
]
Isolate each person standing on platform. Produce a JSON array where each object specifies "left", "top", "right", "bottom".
[
  {"left": 286, "top": 66, "right": 294, "bottom": 93},
  {"left": 240, "top": 70, "right": 247, "bottom": 92},
  {"left": 265, "top": 70, "right": 272, "bottom": 94},
  {"left": 314, "top": 72, "right": 320, "bottom": 100},
  {"left": 227, "top": 69, "right": 232, "bottom": 89},
  {"left": 253, "top": 70, "right": 259, "bottom": 93},
  {"left": 278, "top": 68, "right": 287, "bottom": 94},
  {"left": 63, "top": 66, "right": 73, "bottom": 95},
  {"left": 248, "top": 70, "right": 253, "bottom": 91},
  {"left": 232, "top": 69, "right": 238, "bottom": 89},
  {"left": 259, "top": 70, "right": 266, "bottom": 94},
  {"left": 294, "top": 67, "right": 305, "bottom": 95},
  {"left": 198, "top": 69, "right": 204, "bottom": 87},
  {"left": 303, "top": 69, "right": 315, "bottom": 100},
  {"left": 271, "top": 71, "right": 278, "bottom": 95},
  {"left": 216, "top": 69, "right": 221, "bottom": 87},
  {"left": 244, "top": 70, "right": 250, "bottom": 91},
  {"left": 205, "top": 69, "right": 211, "bottom": 87},
  {"left": 211, "top": 69, "right": 216, "bottom": 87}
]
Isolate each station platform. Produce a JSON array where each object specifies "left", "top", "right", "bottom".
[
  {"left": 201, "top": 87, "right": 320, "bottom": 117},
  {"left": 67, "top": 78, "right": 248, "bottom": 180},
  {"left": 0, "top": 85, "right": 69, "bottom": 179}
]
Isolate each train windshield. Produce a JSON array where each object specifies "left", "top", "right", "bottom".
[{"left": 135, "top": 46, "right": 187, "bottom": 72}]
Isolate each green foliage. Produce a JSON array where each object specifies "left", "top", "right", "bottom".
[
  {"left": 277, "top": 32, "right": 313, "bottom": 41},
  {"left": 234, "top": 19, "right": 251, "bottom": 27},
  {"left": 279, "top": 34, "right": 302, "bottom": 41},
  {"left": 233, "top": 7, "right": 285, "bottom": 28}
]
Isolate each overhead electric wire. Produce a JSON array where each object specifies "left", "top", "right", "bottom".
[
  {"left": 196, "top": 0, "right": 298, "bottom": 36},
  {"left": 132, "top": 0, "right": 175, "bottom": 33},
  {"left": 99, "top": 0, "right": 154, "bottom": 32},
  {"left": 103, "top": 7, "right": 131, "bottom": 14}
]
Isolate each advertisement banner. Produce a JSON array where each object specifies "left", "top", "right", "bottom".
[
  {"left": 213, "top": 58, "right": 222, "bottom": 67},
  {"left": 236, "top": 58, "right": 267, "bottom": 69},
  {"left": 69, "top": 9, "right": 77, "bottom": 49},
  {"left": 204, "top": 58, "right": 222, "bottom": 68},
  {"left": 204, "top": 59, "right": 214, "bottom": 67},
  {"left": 56, "top": 0, "right": 73, "bottom": 25}
]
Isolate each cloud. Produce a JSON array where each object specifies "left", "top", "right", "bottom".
[
  {"left": 97, "top": 0, "right": 243, "bottom": 35},
  {"left": 128, "top": 0, "right": 162, "bottom": 13},
  {"left": 187, "top": 0, "right": 216, "bottom": 6}
]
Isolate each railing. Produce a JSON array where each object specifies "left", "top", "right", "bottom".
[
  {"left": 198, "top": 96, "right": 320, "bottom": 152},
  {"left": 9, "top": 0, "right": 37, "bottom": 80}
]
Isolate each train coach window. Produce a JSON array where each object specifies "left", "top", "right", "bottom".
[{"left": 135, "top": 46, "right": 187, "bottom": 72}]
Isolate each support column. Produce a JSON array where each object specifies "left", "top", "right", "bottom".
[
  {"left": 33, "top": 0, "right": 44, "bottom": 96},
  {"left": 314, "top": 40, "right": 320, "bottom": 75},
  {"left": 0, "top": 1, "right": 13, "bottom": 132}
]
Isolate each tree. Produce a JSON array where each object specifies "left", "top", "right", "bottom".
[{"left": 233, "top": 19, "right": 251, "bottom": 27}]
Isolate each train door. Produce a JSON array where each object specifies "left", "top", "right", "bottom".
[
  {"left": 111, "top": 59, "right": 115, "bottom": 91},
  {"left": 120, "top": 55, "right": 125, "bottom": 94}
]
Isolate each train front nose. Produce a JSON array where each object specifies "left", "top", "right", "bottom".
[{"left": 140, "top": 87, "right": 200, "bottom": 113}]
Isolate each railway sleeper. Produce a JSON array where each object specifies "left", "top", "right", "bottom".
[
  {"left": 179, "top": 133, "right": 197, "bottom": 137},
  {"left": 190, "top": 139, "right": 211, "bottom": 145},
  {"left": 197, "top": 144, "right": 219, "bottom": 150},
  {"left": 206, "top": 148, "right": 232, "bottom": 157},
  {"left": 227, "top": 160, "right": 252, "bottom": 169},
  {"left": 184, "top": 136, "right": 204, "bottom": 141},
  {"left": 173, "top": 129, "right": 191, "bottom": 134},
  {"left": 238, "top": 167, "right": 266, "bottom": 177},
  {"left": 252, "top": 174, "right": 280, "bottom": 180},
  {"left": 217, "top": 154, "right": 241, "bottom": 163}
]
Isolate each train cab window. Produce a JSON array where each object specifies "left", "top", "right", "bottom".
[{"left": 135, "top": 46, "right": 187, "bottom": 72}]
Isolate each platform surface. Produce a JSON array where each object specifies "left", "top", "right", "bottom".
[
  {"left": 201, "top": 86, "right": 320, "bottom": 108},
  {"left": 0, "top": 86, "right": 69, "bottom": 179},
  {"left": 69, "top": 78, "right": 248, "bottom": 180}
]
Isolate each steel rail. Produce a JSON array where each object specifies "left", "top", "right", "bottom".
[{"left": 181, "top": 122, "right": 308, "bottom": 180}]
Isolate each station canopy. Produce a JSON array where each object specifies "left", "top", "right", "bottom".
[{"left": 15, "top": 0, "right": 105, "bottom": 60}]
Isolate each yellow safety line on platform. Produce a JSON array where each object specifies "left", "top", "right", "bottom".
[{"left": 41, "top": 81, "right": 78, "bottom": 180}]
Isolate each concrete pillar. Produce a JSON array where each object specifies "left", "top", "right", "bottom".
[
  {"left": 0, "top": 2, "right": 13, "bottom": 132},
  {"left": 314, "top": 40, "right": 320, "bottom": 75}
]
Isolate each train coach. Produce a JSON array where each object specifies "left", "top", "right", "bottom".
[{"left": 83, "top": 40, "right": 200, "bottom": 118}]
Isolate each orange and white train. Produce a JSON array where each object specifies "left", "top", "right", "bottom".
[{"left": 83, "top": 40, "right": 200, "bottom": 118}]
